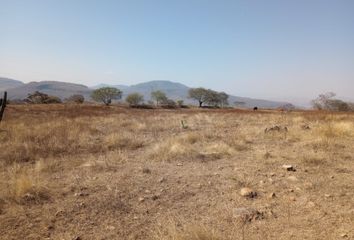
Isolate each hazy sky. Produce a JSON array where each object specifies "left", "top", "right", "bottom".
[{"left": 1, "top": 0, "right": 353, "bottom": 105}]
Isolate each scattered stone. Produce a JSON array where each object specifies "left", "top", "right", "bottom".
[
  {"left": 287, "top": 176, "right": 298, "bottom": 182},
  {"left": 144, "top": 190, "right": 151, "bottom": 194},
  {"left": 268, "top": 192, "right": 276, "bottom": 199},
  {"left": 340, "top": 233, "right": 348, "bottom": 238},
  {"left": 259, "top": 180, "right": 265, "bottom": 185},
  {"left": 301, "top": 125, "right": 311, "bottom": 130},
  {"left": 233, "top": 207, "right": 264, "bottom": 222},
  {"left": 270, "top": 172, "right": 276, "bottom": 177},
  {"left": 264, "top": 125, "right": 288, "bottom": 133},
  {"left": 151, "top": 195, "right": 159, "bottom": 201},
  {"left": 268, "top": 178, "right": 274, "bottom": 184},
  {"left": 142, "top": 168, "right": 151, "bottom": 174},
  {"left": 240, "top": 188, "right": 257, "bottom": 198},
  {"left": 158, "top": 177, "right": 166, "bottom": 183},
  {"left": 106, "top": 225, "right": 115, "bottom": 230},
  {"left": 74, "top": 192, "right": 89, "bottom": 197},
  {"left": 324, "top": 194, "right": 332, "bottom": 198},
  {"left": 177, "top": 163, "right": 183, "bottom": 166},
  {"left": 289, "top": 196, "right": 296, "bottom": 201},
  {"left": 138, "top": 197, "right": 145, "bottom": 202},
  {"left": 282, "top": 165, "right": 296, "bottom": 171},
  {"left": 306, "top": 201, "right": 316, "bottom": 208},
  {"left": 330, "top": 175, "right": 334, "bottom": 179}
]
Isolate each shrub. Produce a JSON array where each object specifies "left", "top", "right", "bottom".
[
  {"left": 91, "top": 87, "right": 122, "bottom": 105},
  {"left": 126, "top": 93, "right": 144, "bottom": 106},
  {"left": 67, "top": 94, "right": 84, "bottom": 104}
]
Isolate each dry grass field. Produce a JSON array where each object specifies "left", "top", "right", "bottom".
[{"left": 0, "top": 104, "right": 353, "bottom": 240}]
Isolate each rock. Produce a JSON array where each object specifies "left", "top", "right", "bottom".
[
  {"left": 233, "top": 207, "right": 264, "bottom": 222},
  {"left": 282, "top": 165, "right": 296, "bottom": 171},
  {"left": 142, "top": 168, "right": 151, "bottom": 174},
  {"left": 301, "top": 125, "right": 311, "bottom": 130},
  {"left": 138, "top": 197, "right": 145, "bottom": 202},
  {"left": 289, "top": 196, "right": 296, "bottom": 201},
  {"left": 287, "top": 176, "right": 298, "bottom": 182},
  {"left": 151, "top": 195, "right": 159, "bottom": 201},
  {"left": 106, "top": 225, "right": 115, "bottom": 230},
  {"left": 177, "top": 163, "right": 183, "bottom": 166},
  {"left": 240, "top": 188, "right": 257, "bottom": 198},
  {"left": 268, "top": 192, "right": 276, "bottom": 199},
  {"left": 324, "top": 194, "right": 332, "bottom": 198},
  {"left": 158, "top": 177, "right": 166, "bottom": 183},
  {"left": 270, "top": 172, "right": 276, "bottom": 177},
  {"left": 306, "top": 201, "right": 316, "bottom": 208},
  {"left": 340, "top": 233, "right": 348, "bottom": 238},
  {"left": 144, "top": 190, "right": 151, "bottom": 194}
]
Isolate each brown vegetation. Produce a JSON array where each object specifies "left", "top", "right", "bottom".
[{"left": 0, "top": 104, "right": 353, "bottom": 239}]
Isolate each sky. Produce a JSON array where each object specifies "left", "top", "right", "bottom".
[{"left": 1, "top": 0, "right": 354, "bottom": 105}]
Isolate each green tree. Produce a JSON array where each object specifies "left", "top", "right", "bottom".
[
  {"left": 188, "top": 88, "right": 209, "bottom": 107},
  {"left": 67, "top": 94, "right": 84, "bottom": 104},
  {"left": 126, "top": 93, "right": 144, "bottom": 106},
  {"left": 218, "top": 92, "right": 229, "bottom": 107},
  {"left": 205, "top": 90, "right": 221, "bottom": 107},
  {"left": 91, "top": 87, "right": 122, "bottom": 105},
  {"left": 151, "top": 90, "right": 168, "bottom": 105}
]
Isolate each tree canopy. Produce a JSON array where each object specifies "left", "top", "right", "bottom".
[
  {"left": 126, "top": 93, "right": 144, "bottom": 106},
  {"left": 151, "top": 90, "right": 168, "bottom": 105},
  {"left": 91, "top": 87, "right": 122, "bottom": 105},
  {"left": 189, "top": 88, "right": 229, "bottom": 107}
]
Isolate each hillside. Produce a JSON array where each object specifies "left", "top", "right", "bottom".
[
  {"left": 98, "top": 80, "right": 291, "bottom": 108},
  {"left": 1, "top": 77, "right": 291, "bottom": 108},
  {"left": 0, "top": 77, "right": 24, "bottom": 91},
  {"left": 6, "top": 81, "right": 92, "bottom": 100}
]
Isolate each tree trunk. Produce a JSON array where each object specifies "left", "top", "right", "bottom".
[
  {"left": 199, "top": 101, "right": 202, "bottom": 107},
  {"left": 0, "top": 91, "right": 7, "bottom": 122}
]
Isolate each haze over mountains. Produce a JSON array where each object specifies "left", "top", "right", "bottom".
[{"left": 0, "top": 77, "right": 291, "bottom": 108}]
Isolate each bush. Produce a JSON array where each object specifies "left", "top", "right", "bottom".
[
  {"left": 25, "top": 91, "right": 62, "bottom": 104},
  {"left": 126, "top": 93, "right": 144, "bottom": 106},
  {"left": 67, "top": 94, "right": 84, "bottom": 104}
]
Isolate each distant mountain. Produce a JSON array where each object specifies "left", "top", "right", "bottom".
[
  {"left": 90, "top": 83, "right": 129, "bottom": 90},
  {"left": 96, "top": 80, "right": 291, "bottom": 108},
  {"left": 5, "top": 81, "right": 92, "bottom": 100},
  {"left": 1, "top": 77, "right": 292, "bottom": 108},
  {"left": 0, "top": 77, "right": 24, "bottom": 91}
]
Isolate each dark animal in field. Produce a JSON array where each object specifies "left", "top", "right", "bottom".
[{"left": 253, "top": 107, "right": 258, "bottom": 111}]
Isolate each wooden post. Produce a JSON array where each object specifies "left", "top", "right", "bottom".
[{"left": 0, "top": 91, "right": 7, "bottom": 122}]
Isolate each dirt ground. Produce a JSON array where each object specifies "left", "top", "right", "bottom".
[{"left": 0, "top": 105, "right": 353, "bottom": 240}]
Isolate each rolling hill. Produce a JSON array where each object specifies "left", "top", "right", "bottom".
[
  {"left": 0, "top": 77, "right": 291, "bottom": 108},
  {"left": 1, "top": 80, "right": 92, "bottom": 100},
  {"left": 0, "top": 77, "right": 24, "bottom": 91}
]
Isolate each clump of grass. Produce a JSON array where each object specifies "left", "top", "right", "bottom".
[
  {"left": 4, "top": 165, "right": 50, "bottom": 204},
  {"left": 154, "top": 222, "right": 223, "bottom": 240},
  {"left": 104, "top": 132, "right": 144, "bottom": 150}
]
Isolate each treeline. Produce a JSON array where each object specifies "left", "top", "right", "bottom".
[
  {"left": 89, "top": 87, "right": 230, "bottom": 108},
  {"left": 13, "top": 87, "right": 230, "bottom": 108},
  {"left": 312, "top": 92, "right": 354, "bottom": 112}
]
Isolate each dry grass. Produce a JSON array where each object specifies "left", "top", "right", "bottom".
[{"left": 0, "top": 104, "right": 353, "bottom": 239}]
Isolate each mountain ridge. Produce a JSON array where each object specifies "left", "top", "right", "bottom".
[{"left": 0, "top": 78, "right": 292, "bottom": 108}]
